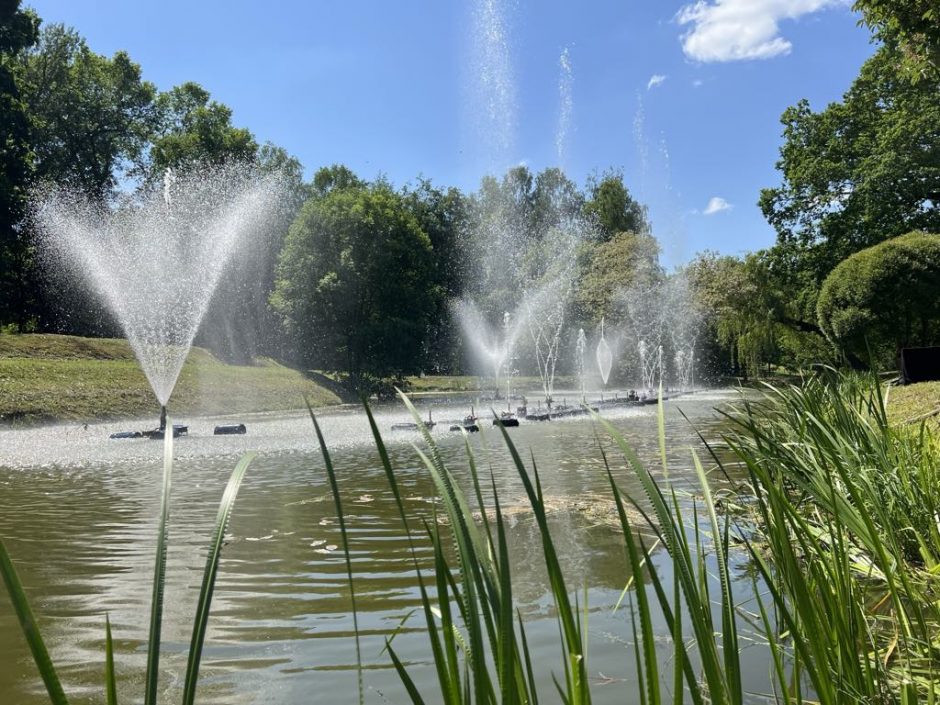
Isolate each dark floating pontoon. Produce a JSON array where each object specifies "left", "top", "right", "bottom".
[
  {"left": 391, "top": 409, "right": 436, "bottom": 432},
  {"left": 143, "top": 424, "right": 188, "bottom": 440},
  {"left": 449, "top": 423, "right": 480, "bottom": 432},
  {"left": 109, "top": 430, "right": 143, "bottom": 439},
  {"left": 214, "top": 423, "right": 247, "bottom": 435}
]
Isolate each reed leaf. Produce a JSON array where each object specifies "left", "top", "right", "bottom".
[
  {"left": 105, "top": 614, "right": 117, "bottom": 705},
  {"left": 0, "top": 539, "right": 69, "bottom": 705},
  {"left": 144, "top": 422, "right": 173, "bottom": 705},
  {"left": 308, "top": 404, "right": 364, "bottom": 705},
  {"left": 181, "top": 452, "right": 255, "bottom": 705}
]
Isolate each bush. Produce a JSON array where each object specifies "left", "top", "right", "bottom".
[{"left": 817, "top": 231, "right": 940, "bottom": 366}]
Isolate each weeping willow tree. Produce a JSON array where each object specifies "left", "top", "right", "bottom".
[{"left": 688, "top": 251, "right": 785, "bottom": 378}]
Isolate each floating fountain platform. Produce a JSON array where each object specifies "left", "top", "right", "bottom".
[
  {"left": 449, "top": 423, "right": 480, "bottom": 433},
  {"left": 109, "top": 430, "right": 143, "bottom": 439},
  {"left": 214, "top": 423, "right": 247, "bottom": 435},
  {"left": 143, "top": 424, "right": 188, "bottom": 440}
]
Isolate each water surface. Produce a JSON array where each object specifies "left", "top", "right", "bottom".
[{"left": 0, "top": 389, "right": 763, "bottom": 704}]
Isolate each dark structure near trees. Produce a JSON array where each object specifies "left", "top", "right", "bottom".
[{"left": 901, "top": 347, "right": 940, "bottom": 385}]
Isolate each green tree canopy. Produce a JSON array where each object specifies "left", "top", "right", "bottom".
[
  {"left": 854, "top": 0, "right": 939, "bottom": 81},
  {"left": 19, "top": 23, "right": 157, "bottom": 198},
  {"left": 687, "top": 251, "right": 787, "bottom": 377},
  {"left": 0, "top": 0, "right": 38, "bottom": 330},
  {"left": 760, "top": 47, "right": 940, "bottom": 284},
  {"left": 149, "top": 82, "right": 257, "bottom": 174},
  {"left": 583, "top": 170, "right": 649, "bottom": 240},
  {"left": 271, "top": 176, "right": 437, "bottom": 388},
  {"left": 310, "top": 163, "right": 364, "bottom": 197},
  {"left": 817, "top": 231, "right": 940, "bottom": 365},
  {"left": 574, "top": 230, "right": 660, "bottom": 326}
]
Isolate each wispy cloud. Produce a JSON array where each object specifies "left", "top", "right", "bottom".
[
  {"left": 704, "top": 196, "right": 732, "bottom": 214},
  {"left": 647, "top": 74, "right": 667, "bottom": 90},
  {"left": 677, "top": 0, "right": 844, "bottom": 62}
]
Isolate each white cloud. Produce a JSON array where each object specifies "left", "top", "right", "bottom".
[
  {"left": 703, "top": 196, "right": 732, "bottom": 214},
  {"left": 647, "top": 74, "right": 667, "bottom": 90},
  {"left": 676, "top": 0, "right": 844, "bottom": 62}
]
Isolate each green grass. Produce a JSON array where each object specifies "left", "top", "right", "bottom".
[
  {"left": 722, "top": 371, "right": 940, "bottom": 701},
  {"left": 404, "top": 374, "right": 579, "bottom": 393},
  {"left": 0, "top": 334, "right": 340, "bottom": 424},
  {"left": 886, "top": 380, "right": 940, "bottom": 424}
]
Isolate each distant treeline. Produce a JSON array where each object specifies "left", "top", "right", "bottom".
[{"left": 2, "top": 1, "right": 939, "bottom": 389}]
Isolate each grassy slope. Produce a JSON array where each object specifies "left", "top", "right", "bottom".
[
  {"left": 405, "top": 374, "right": 579, "bottom": 393},
  {"left": 887, "top": 380, "right": 940, "bottom": 424},
  {"left": 0, "top": 334, "right": 340, "bottom": 424}
]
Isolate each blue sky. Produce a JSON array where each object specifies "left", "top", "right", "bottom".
[{"left": 28, "top": 0, "right": 876, "bottom": 265}]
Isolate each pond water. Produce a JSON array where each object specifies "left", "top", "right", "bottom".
[{"left": 0, "top": 389, "right": 766, "bottom": 704}]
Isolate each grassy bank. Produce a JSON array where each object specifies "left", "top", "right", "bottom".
[
  {"left": 405, "top": 374, "right": 579, "bottom": 393},
  {"left": 887, "top": 380, "right": 940, "bottom": 424},
  {"left": 0, "top": 334, "right": 340, "bottom": 425}
]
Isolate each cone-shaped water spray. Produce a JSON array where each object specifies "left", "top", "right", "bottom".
[{"left": 34, "top": 162, "right": 289, "bottom": 407}]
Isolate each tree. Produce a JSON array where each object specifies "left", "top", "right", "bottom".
[
  {"left": 310, "top": 163, "right": 363, "bottom": 197},
  {"left": 271, "top": 177, "right": 437, "bottom": 389},
  {"left": 583, "top": 170, "right": 649, "bottom": 240},
  {"left": 19, "top": 23, "right": 157, "bottom": 198},
  {"left": 0, "top": 0, "right": 38, "bottom": 330},
  {"left": 402, "top": 178, "right": 471, "bottom": 373},
  {"left": 854, "top": 0, "right": 939, "bottom": 81},
  {"left": 149, "top": 82, "right": 257, "bottom": 174},
  {"left": 760, "top": 47, "right": 940, "bottom": 285},
  {"left": 687, "top": 251, "right": 786, "bottom": 378},
  {"left": 574, "top": 230, "right": 661, "bottom": 326},
  {"left": 817, "top": 231, "right": 940, "bottom": 366},
  {"left": 197, "top": 143, "right": 307, "bottom": 363}
]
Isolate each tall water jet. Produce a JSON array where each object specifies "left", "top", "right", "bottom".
[
  {"left": 466, "top": 0, "right": 517, "bottom": 169},
  {"left": 523, "top": 278, "right": 570, "bottom": 407},
  {"left": 575, "top": 327, "right": 587, "bottom": 402},
  {"left": 664, "top": 272, "right": 702, "bottom": 391},
  {"left": 555, "top": 46, "right": 573, "bottom": 167},
  {"left": 34, "top": 162, "right": 289, "bottom": 410},
  {"left": 638, "top": 340, "right": 663, "bottom": 393},
  {"left": 596, "top": 317, "right": 613, "bottom": 387},
  {"left": 453, "top": 300, "right": 526, "bottom": 398}
]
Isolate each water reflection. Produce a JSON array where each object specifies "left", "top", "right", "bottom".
[{"left": 0, "top": 390, "right": 750, "bottom": 704}]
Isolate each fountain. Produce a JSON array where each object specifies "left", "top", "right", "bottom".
[
  {"left": 453, "top": 301, "right": 527, "bottom": 399},
  {"left": 34, "top": 162, "right": 289, "bottom": 421},
  {"left": 596, "top": 317, "right": 613, "bottom": 388},
  {"left": 638, "top": 340, "right": 663, "bottom": 394},
  {"left": 523, "top": 277, "right": 571, "bottom": 408},
  {"left": 575, "top": 328, "right": 587, "bottom": 403},
  {"left": 664, "top": 272, "right": 703, "bottom": 391}
]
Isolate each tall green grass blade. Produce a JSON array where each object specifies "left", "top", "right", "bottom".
[
  {"left": 181, "top": 452, "right": 255, "bottom": 705},
  {"left": 105, "top": 614, "right": 117, "bottom": 705},
  {"left": 658, "top": 382, "right": 668, "bottom": 479},
  {"left": 491, "top": 419, "right": 590, "bottom": 704},
  {"left": 387, "top": 641, "right": 428, "bottom": 705},
  {"left": 691, "top": 449, "right": 741, "bottom": 703},
  {"left": 0, "top": 539, "right": 70, "bottom": 705},
  {"left": 361, "top": 401, "right": 457, "bottom": 700},
  {"left": 144, "top": 421, "right": 173, "bottom": 705},
  {"left": 589, "top": 408, "right": 725, "bottom": 700},
  {"left": 308, "top": 405, "right": 364, "bottom": 705}
]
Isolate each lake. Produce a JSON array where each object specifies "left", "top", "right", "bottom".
[{"left": 0, "top": 389, "right": 769, "bottom": 704}]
